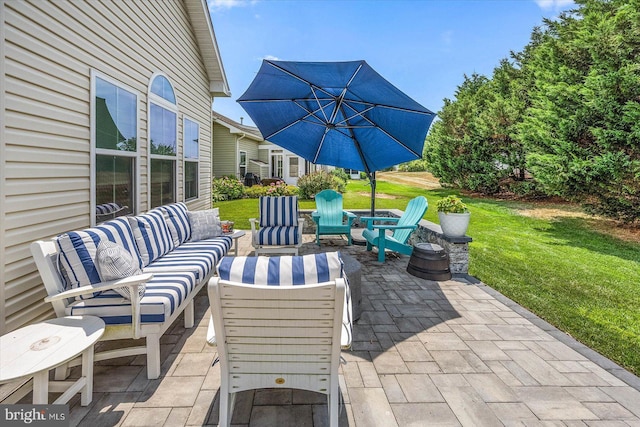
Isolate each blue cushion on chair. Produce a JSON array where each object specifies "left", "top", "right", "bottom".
[
  {"left": 257, "top": 226, "right": 300, "bottom": 246},
  {"left": 216, "top": 251, "right": 352, "bottom": 348},
  {"left": 259, "top": 196, "right": 299, "bottom": 227},
  {"left": 56, "top": 218, "right": 143, "bottom": 298},
  {"left": 129, "top": 210, "right": 175, "bottom": 266},
  {"left": 217, "top": 252, "right": 344, "bottom": 285}
]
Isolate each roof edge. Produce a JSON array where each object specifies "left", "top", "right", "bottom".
[{"left": 185, "top": 0, "right": 231, "bottom": 97}]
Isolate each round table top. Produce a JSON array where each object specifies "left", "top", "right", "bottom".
[
  {"left": 225, "top": 230, "right": 246, "bottom": 238},
  {"left": 0, "top": 316, "right": 105, "bottom": 383}
]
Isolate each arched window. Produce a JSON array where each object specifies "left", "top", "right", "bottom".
[{"left": 149, "top": 74, "right": 178, "bottom": 208}]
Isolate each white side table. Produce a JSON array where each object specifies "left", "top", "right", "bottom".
[
  {"left": 225, "top": 230, "right": 246, "bottom": 256},
  {"left": 0, "top": 315, "right": 105, "bottom": 406}
]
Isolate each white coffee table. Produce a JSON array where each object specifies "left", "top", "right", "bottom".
[
  {"left": 0, "top": 315, "right": 105, "bottom": 406},
  {"left": 225, "top": 230, "right": 246, "bottom": 256}
]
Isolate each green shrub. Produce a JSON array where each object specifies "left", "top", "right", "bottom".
[
  {"left": 297, "top": 170, "right": 345, "bottom": 199},
  {"left": 212, "top": 176, "right": 245, "bottom": 202},
  {"left": 331, "top": 168, "right": 350, "bottom": 185},
  {"left": 244, "top": 182, "right": 298, "bottom": 198},
  {"left": 398, "top": 159, "right": 429, "bottom": 172}
]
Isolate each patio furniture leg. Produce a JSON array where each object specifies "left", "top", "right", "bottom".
[
  {"left": 184, "top": 300, "right": 194, "bottom": 328},
  {"left": 146, "top": 335, "right": 161, "bottom": 379},
  {"left": 377, "top": 229, "right": 387, "bottom": 262}
]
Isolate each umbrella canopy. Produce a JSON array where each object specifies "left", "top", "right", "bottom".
[{"left": 238, "top": 60, "right": 436, "bottom": 215}]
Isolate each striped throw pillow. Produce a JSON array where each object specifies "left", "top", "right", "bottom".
[
  {"left": 160, "top": 202, "right": 191, "bottom": 246},
  {"left": 259, "top": 196, "right": 299, "bottom": 227},
  {"left": 56, "top": 217, "right": 143, "bottom": 298},
  {"left": 128, "top": 210, "right": 175, "bottom": 266}
]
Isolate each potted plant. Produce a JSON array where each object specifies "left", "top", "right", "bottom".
[{"left": 436, "top": 195, "right": 470, "bottom": 237}]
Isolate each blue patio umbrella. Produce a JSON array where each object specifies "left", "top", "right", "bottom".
[{"left": 238, "top": 60, "right": 436, "bottom": 216}]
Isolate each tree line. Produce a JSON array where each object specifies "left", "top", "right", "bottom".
[{"left": 424, "top": 0, "right": 640, "bottom": 223}]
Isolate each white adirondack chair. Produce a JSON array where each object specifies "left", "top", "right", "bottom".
[{"left": 208, "top": 277, "right": 346, "bottom": 427}]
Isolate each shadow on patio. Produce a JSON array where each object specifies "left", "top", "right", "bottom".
[{"left": 35, "top": 233, "right": 640, "bottom": 426}]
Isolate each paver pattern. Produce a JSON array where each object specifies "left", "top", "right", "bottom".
[{"left": 53, "top": 233, "right": 639, "bottom": 426}]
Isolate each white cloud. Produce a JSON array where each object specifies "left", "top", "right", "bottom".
[
  {"left": 207, "top": 0, "right": 256, "bottom": 12},
  {"left": 264, "top": 55, "right": 279, "bottom": 61},
  {"left": 534, "top": 0, "right": 574, "bottom": 11}
]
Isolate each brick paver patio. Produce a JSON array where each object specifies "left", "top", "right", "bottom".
[{"left": 57, "top": 233, "right": 639, "bottom": 426}]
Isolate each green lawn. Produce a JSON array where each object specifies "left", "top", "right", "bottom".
[{"left": 215, "top": 179, "right": 640, "bottom": 376}]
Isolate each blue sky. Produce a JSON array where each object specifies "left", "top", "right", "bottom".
[{"left": 207, "top": 0, "right": 575, "bottom": 126}]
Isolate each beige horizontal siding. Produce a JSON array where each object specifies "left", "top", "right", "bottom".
[{"left": 1, "top": 0, "right": 217, "bottom": 334}]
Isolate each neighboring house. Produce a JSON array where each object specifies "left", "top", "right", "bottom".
[
  {"left": 212, "top": 112, "right": 322, "bottom": 185},
  {"left": 0, "top": 0, "right": 230, "bottom": 334}
]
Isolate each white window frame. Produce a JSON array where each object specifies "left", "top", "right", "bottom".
[
  {"left": 147, "top": 72, "right": 179, "bottom": 209},
  {"left": 239, "top": 150, "right": 247, "bottom": 178},
  {"left": 90, "top": 69, "right": 141, "bottom": 226},
  {"left": 288, "top": 156, "right": 299, "bottom": 178},
  {"left": 183, "top": 116, "right": 200, "bottom": 201}
]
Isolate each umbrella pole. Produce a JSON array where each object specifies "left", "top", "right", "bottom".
[{"left": 369, "top": 171, "right": 376, "bottom": 217}]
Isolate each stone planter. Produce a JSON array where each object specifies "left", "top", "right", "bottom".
[{"left": 438, "top": 211, "right": 470, "bottom": 238}]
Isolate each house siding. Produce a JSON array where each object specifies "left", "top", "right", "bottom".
[
  {"left": 212, "top": 122, "right": 237, "bottom": 178},
  {"left": 1, "top": 0, "right": 216, "bottom": 334}
]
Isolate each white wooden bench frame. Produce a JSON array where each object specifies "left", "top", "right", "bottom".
[{"left": 30, "top": 240, "right": 211, "bottom": 380}]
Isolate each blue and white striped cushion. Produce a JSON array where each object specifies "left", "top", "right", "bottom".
[
  {"left": 144, "top": 236, "right": 232, "bottom": 282},
  {"left": 56, "top": 218, "right": 143, "bottom": 298},
  {"left": 128, "top": 210, "right": 175, "bottom": 266},
  {"left": 160, "top": 202, "right": 191, "bottom": 246},
  {"left": 96, "top": 202, "right": 121, "bottom": 215},
  {"left": 259, "top": 196, "right": 299, "bottom": 227},
  {"left": 65, "top": 271, "right": 197, "bottom": 324},
  {"left": 216, "top": 252, "right": 352, "bottom": 348},
  {"left": 217, "top": 252, "right": 344, "bottom": 285},
  {"left": 257, "top": 226, "right": 299, "bottom": 246}
]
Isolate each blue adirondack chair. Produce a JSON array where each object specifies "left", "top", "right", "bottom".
[
  {"left": 311, "top": 189, "right": 357, "bottom": 246},
  {"left": 361, "top": 196, "right": 428, "bottom": 262}
]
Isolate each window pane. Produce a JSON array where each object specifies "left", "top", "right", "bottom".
[
  {"left": 96, "top": 78, "right": 137, "bottom": 151},
  {"left": 96, "top": 154, "right": 134, "bottom": 220},
  {"left": 150, "top": 104, "right": 176, "bottom": 155},
  {"left": 185, "top": 161, "right": 198, "bottom": 200},
  {"left": 289, "top": 157, "right": 299, "bottom": 177},
  {"left": 150, "top": 75, "right": 176, "bottom": 104},
  {"left": 151, "top": 158, "right": 175, "bottom": 208},
  {"left": 184, "top": 118, "right": 199, "bottom": 159}
]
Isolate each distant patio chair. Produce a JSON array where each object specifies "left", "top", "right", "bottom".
[
  {"left": 249, "top": 196, "right": 304, "bottom": 256},
  {"left": 95, "top": 202, "right": 128, "bottom": 222},
  {"left": 207, "top": 252, "right": 352, "bottom": 427},
  {"left": 312, "top": 189, "right": 357, "bottom": 246},
  {"left": 361, "top": 196, "right": 428, "bottom": 262}
]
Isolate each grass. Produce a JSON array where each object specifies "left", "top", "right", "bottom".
[{"left": 214, "top": 179, "right": 640, "bottom": 376}]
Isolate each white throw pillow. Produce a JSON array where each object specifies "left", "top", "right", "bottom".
[
  {"left": 187, "top": 208, "right": 222, "bottom": 241},
  {"left": 96, "top": 241, "right": 146, "bottom": 300}
]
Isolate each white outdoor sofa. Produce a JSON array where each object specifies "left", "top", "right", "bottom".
[{"left": 31, "top": 202, "right": 231, "bottom": 380}]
